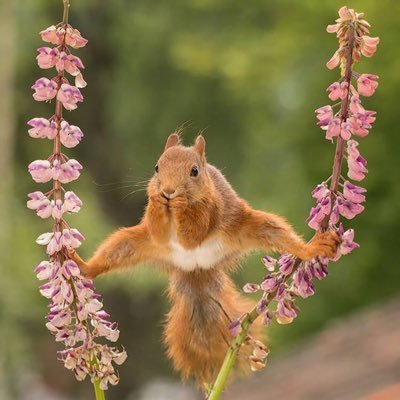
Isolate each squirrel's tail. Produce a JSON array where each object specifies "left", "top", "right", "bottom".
[{"left": 165, "top": 269, "right": 263, "bottom": 388}]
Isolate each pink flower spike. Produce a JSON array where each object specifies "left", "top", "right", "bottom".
[
  {"left": 28, "top": 160, "right": 53, "bottom": 183},
  {"left": 32, "top": 78, "right": 58, "bottom": 102},
  {"left": 28, "top": 118, "right": 58, "bottom": 139},
  {"left": 65, "top": 26, "right": 88, "bottom": 49},
  {"left": 343, "top": 181, "right": 366, "bottom": 203},
  {"left": 357, "top": 74, "right": 379, "bottom": 97}
]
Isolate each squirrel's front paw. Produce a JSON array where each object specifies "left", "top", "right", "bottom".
[
  {"left": 170, "top": 196, "right": 188, "bottom": 210},
  {"left": 150, "top": 194, "right": 169, "bottom": 208},
  {"left": 303, "top": 231, "right": 340, "bottom": 260}
]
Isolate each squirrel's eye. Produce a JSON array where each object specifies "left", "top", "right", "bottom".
[
  {"left": 190, "top": 166, "right": 199, "bottom": 177},
  {"left": 155, "top": 164, "right": 159, "bottom": 173}
]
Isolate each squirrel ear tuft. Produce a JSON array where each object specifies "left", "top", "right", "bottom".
[
  {"left": 194, "top": 135, "right": 206, "bottom": 159},
  {"left": 164, "top": 133, "right": 181, "bottom": 150}
]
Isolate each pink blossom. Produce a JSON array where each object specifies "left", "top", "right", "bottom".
[
  {"left": 333, "top": 224, "right": 360, "bottom": 260},
  {"left": 27, "top": 118, "right": 58, "bottom": 139},
  {"left": 62, "top": 228, "right": 85, "bottom": 250},
  {"left": 57, "top": 84, "right": 83, "bottom": 110},
  {"left": 340, "top": 228, "right": 360, "bottom": 255},
  {"left": 357, "top": 74, "right": 379, "bottom": 97},
  {"left": 340, "top": 121, "right": 352, "bottom": 140},
  {"left": 349, "top": 94, "right": 365, "bottom": 114},
  {"left": 310, "top": 260, "right": 328, "bottom": 280},
  {"left": 32, "top": 78, "right": 58, "bottom": 101},
  {"left": 343, "top": 181, "right": 366, "bottom": 203},
  {"left": 278, "top": 255, "right": 295, "bottom": 276},
  {"left": 261, "top": 256, "right": 277, "bottom": 271},
  {"left": 337, "top": 197, "right": 365, "bottom": 219},
  {"left": 58, "top": 159, "right": 83, "bottom": 183},
  {"left": 243, "top": 283, "right": 260, "bottom": 293},
  {"left": 28, "top": 160, "right": 53, "bottom": 183},
  {"left": 347, "top": 140, "right": 368, "bottom": 181},
  {"left": 35, "top": 261, "right": 53, "bottom": 280},
  {"left": 260, "top": 275, "right": 279, "bottom": 292},
  {"left": 329, "top": 200, "right": 340, "bottom": 225},
  {"left": 36, "top": 231, "right": 63, "bottom": 255},
  {"left": 326, "top": 49, "right": 341, "bottom": 70},
  {"left": 62, "top": 260, "right": 81, "bottom": 278},
  {"left": 348, "top": 115, "right": 369, "bottom": 137},
  {"left": 312, "top": 183, "right": 330, "bottom": 201},
  {"left": 63, "top": 191, "right": 83, "bottom": 213},
  {"left": 37, "top": 47, "right": 59, "bottom": 69},
  {"left": 55, "top": 52, "right": 87, "bottom": 88},
  {"left": 276, "top": 300, "right": 297, "bottom": 324},
  {"left": 315, "top": 105, "right": 333, "bottom": 127},
  {"left": 60, "top": 121, "right": 84, "bottom": 148},
  {"left": 293, "top": 267, "right": 315, "bottom": 298},
  {"left": 65, "top": 26, "right": 88, "bottom": 49},
  {"left": 325, "top": 117, "right": 341, "bottom": 140},
  {"left": 327, "top": 81, "right": 348, "bottom": 101},
  {"left": 40, "top": 25, "right": 64, "bottom": 45},
  {"left": 360, "top": 36, "right": 379, "bottom": 57}
]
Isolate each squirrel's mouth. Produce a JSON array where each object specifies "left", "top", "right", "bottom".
[{"left": 161, "top": 193, "right": 171, "bottom": 201}]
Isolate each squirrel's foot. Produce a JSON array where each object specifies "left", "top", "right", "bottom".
[{"left": 302, "top": 231, "right": 340, "bottom": 261}]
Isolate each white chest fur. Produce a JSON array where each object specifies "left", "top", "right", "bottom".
[{"left": 168, "top": 235, "right": 227, "bottom": 271}]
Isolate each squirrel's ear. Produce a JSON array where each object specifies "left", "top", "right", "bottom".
[
  {"left": 164, "top": 133, "right": 181, "bottom": 150},
  {"left": 194, "top": 135, "right": 206, "bottom": 159}
]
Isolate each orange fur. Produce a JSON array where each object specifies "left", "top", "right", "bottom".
[{"left": 71, "top": 133, "right": 338, "bottom": 387}]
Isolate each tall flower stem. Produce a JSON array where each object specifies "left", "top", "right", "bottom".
[{"left": 207, "top": 9, "right": 376, "bottom": 400}]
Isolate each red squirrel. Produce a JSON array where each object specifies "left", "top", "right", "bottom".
[{"left": 71, "top": 133, "right": 338, "bottom": 387}]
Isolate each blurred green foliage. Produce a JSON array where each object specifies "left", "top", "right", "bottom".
[{"left": 2, "top": 0, "right": 399, "bottom": 398}]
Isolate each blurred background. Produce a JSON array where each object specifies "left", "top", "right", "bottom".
[{"left": 1, "top": 0, "right": 399, "bottom": 399}]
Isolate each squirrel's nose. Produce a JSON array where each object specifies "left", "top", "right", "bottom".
[{"left": 162, "top": 188, "right": 176, "bottom": 199}]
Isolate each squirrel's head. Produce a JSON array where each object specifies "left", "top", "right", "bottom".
[{"left": 148, "top": 133, "right": 211, "bottom": 202}]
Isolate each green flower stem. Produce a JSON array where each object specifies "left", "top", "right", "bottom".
[
  {"left": 58, "top": 1, "right": 107, "bottom": 399},
  {"left": 206, "top": 298, "right": 265, "bottom": 400},
  {"left": 93, "top": 378, "right": 106, "bottom": 400}
]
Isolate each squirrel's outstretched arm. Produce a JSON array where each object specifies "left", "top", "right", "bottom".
[
  {"left": 239, "top": 208, "right": 338, "bottom": 260},
  {"left": 70, "top": 224, "right": 152, "bottom": 279}
]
